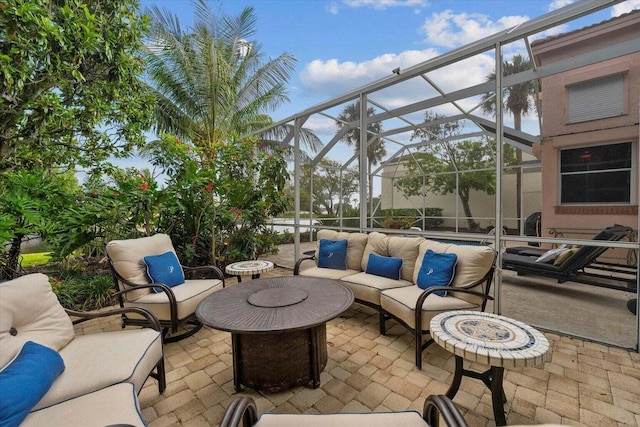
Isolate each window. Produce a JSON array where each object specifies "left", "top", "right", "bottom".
[
  {"left": 567, "top": 73, "right": 625, "bottom": 123},
  {"left": 560, "top": 142, "right": 632, "bottom": 204}
]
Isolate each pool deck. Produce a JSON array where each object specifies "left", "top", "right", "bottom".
[{"left": 74, "top": 258, "right": 640, "bottom": 427}]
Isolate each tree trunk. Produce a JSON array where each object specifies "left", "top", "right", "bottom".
[
  {"left": 459, "top": 191, "right": 477, "bottom": 230},
  {"left": 2, "top": 233, "right": 24, "bottom": 280},
  {"left": 514, "top": 112, "right": 523, "bottom": 235}
]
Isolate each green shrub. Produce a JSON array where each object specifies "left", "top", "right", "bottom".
[{"left": 50, "top": 271, "right": 115, "bottom": 311}]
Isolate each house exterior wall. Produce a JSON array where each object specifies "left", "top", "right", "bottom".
[{"left": 531, "top": 11, "right": 640, "bottom": 238}]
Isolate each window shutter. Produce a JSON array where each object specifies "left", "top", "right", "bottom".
[{"left": 567, "top": 74, "right": 625, "bottom": 123}]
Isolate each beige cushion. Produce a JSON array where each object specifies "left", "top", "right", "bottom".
[
  {"left": 341, "top": 272, "right": 412, "bottom": 306},
  {"left": 361, "top": 232, "right": 389, "bottom": 271},
  {"left": 300, "top": 267, "right": 361, "bottom": 280},
  {"left": 34, "top": 328, "right": 162, "bottom": 411},
  {"left": 0, "top": 273, "right": 75, "bottom": 369},
  {"left": 316, "top": 230, "right": 368, "bottom": 271},
  {"left": 106, "top": 233, "right": 177, "bottom": 300},
  {"left": 122, "top": 278, "right": 223, "bottom": 321},
  {"left": 413, "top": 240, "right": 495, "bottom": 304},
  {"left": 255, "top": 411, "right": 428, "bottom": 427},
  {"left": 380, "top": 285, "right": 478, "bottom": 330},
  {"left": 387, "top": 236, "right": 424, "bottom": 281},
  {"left": 23, "top": 383, "right": 146, "bottom": 427}
]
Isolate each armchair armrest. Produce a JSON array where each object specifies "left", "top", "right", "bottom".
[
  {"left": 294, "top": 254, "right": 315, "bottom": 275},
  {"left": 183, "top": 265, "right": 226, "bottom": 285},
  {"left": 423, "top": 395, "right": 469, "bottom": 427},
  {"left": 220, "top": 396, "right": 258, "bottom": 427},
  {"left": 66, "top": 306, "right": 162, "bottom": 332}
]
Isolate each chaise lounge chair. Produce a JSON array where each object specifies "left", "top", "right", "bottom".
[{"left": 502, "top": 224, "right": 636, "bottom": 292}]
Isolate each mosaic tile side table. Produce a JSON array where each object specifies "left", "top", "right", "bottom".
[
  {"left": 225, "top": 260, "right": 274, "bottom": 282},
  {"left": 430, "top": 310, "right": 549, "bottom": 426}
]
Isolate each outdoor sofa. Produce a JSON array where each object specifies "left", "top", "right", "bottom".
[
  {"left": 0, "top": 273, "right": 165, "bottom": 427},
  {"left": 294, "top": 230, "right": 497, "bottom": 368}
]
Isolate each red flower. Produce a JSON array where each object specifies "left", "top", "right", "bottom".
[
  {"left": 140, "top": 182, "right": 149, "bottom": 191},
  {"left": 205, "top": 183, "right": 213, "bottom": 192}
]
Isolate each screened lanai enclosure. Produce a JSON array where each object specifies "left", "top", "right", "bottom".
[{"left": 258, "top": 0, "right": 640, "bottom": 350}]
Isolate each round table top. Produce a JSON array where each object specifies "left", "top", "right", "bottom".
[
  {"left": 429, "top": 311, "right": 549, "bottom": 368},
  {"left": 196, "top": 276, "right": 354, "bottom": 333},
  {"left": 225, "top": 260, "right": 274, "bottom": 276}
]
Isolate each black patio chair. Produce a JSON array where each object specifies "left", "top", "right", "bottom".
[{"left": 502, "top": 224, "right": 636, "bottom": 292}]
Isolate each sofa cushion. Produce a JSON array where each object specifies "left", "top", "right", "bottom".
[
  {"left": 380, "top": 285, "right": 477, "bottom": 330},
  {"left": 22, "top": 383, "right": 146, "bottom": 427},
  {"left": 361, "top": 232, "right": 389, "bottom": 271},
  {"left": 416, "top": 250, "right": 458, "bottom": 296},
  {"left": 0, "top": 341, "right": 65, "bottom": 426},
  {"left": 300, "top": 267, "right": 361, "bottom": 280},
  {"left": 318, "top": 239, "right": 348, "bottom": 270},
  {"left": 144, "top": 251, "right": 186, "bottom": 291},
  {"left": 316, "top": 230, "right": 368, "bottom": 271},
  {"left": 0, "top": 273, "right": 75, "bottom": 369},
  {"left": 255, "top": 410, "right": 428, "bottom": 427},
  {"left": 341, "top": 272, "right": 413, "bottom": 306},
  {"left": 121, "top": 278, "right": 223, "bottom": 322},
  {"left": 387, "top": 236, "right": 423, "bottom": 281},
  {"left": 365, "top": 253, "right": 403, "bottom": 280},
  {"left": 106, "top": 233, "right": 177, "bottom": 300},
  {"left": 33, "top": 328, "right": 162, "bottom": 411}
]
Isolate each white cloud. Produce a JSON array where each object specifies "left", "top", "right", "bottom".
[
  {"left": 298, "top": 49, "right": 497, "bottom": 120},
  {"left": 342, "top": 0, "right": 428, "bottom": 10},
  {"left": 420, "top": 10, "right": 529, "bottom": 48},
  {"left": 300, "top": 49, "right": 440, "bottom": 98},
  {"left": 611, "top": 0, "right": 640, "bottom": 16},
  {"left": 548, "top": 0, "right": 574, "bottom": 12},
  {"left": 327, "top": 2, "right": 340, "bottom": 15}
]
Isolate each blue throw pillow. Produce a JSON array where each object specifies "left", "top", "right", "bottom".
[
  {"left": 144, "top": 251, "right": 185, "bottom": 292},
  {"left": 0, "top": 341, "right": 65, "bottom": 426},
  {"left": 365, "top": 253, "right": 403, "bottom": 280},
  {"left": 416, "top": 249, "right": 458, "bottom": 296},
  {"left": 317, "top": 239, "right": 348, "bottom": 270}
]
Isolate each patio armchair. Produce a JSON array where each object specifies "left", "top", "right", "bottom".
[
  {"left": 220, "top": 394, "right": 469, "bottom": 427},
  {"left": 106, "top": 233, "right": 225, "bottom": 342},
  {"left": 0, "top": 273, "right": 164, "bottom": 426}
]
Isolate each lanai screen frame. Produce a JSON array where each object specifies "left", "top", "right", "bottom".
[{"left": 257, "top": 0, "right": 640, "bottom": 350}]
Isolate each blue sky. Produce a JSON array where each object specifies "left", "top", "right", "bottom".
[
  {"left": 139, "top": 0, "right": 640, "bottom": 123},
  {"left": 122, "top": 0, "right": 640, "bottom": 183}
]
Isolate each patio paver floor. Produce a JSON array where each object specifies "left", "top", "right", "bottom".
[{"left": 75, "top": 266, "right": 640, "bottom": 427}]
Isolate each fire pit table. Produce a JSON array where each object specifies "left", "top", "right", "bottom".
[{"left": 196, "top": 276, "right": 353, "bottom": 392}]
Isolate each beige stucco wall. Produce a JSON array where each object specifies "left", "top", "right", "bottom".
[{"left": 380, "top": 158, "right": 541, "bottom": 231}]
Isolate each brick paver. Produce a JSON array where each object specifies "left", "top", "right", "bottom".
[{"left": 73, "top": 267, "right": 640, "bottom": 426}]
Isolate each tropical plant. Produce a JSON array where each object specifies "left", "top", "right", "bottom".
[
  {"left": 0, "top": 169, "right": 81, "bottom": 279},
  {"left": 142, "top": 0, "right": 321, "bottom": 160},
  {"left": 481, "top": 54, "right": 537, "bottom": 230},
  {"left": 145, "top": 133, "right": 291, "bottom": 266},
  {"left": 335, "top": 101, "right": 386, "bottom": 173},
  {"left": 0, "top": 0, "right": 153, "bottom": 172}
]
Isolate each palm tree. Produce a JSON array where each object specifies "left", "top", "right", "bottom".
[
  {"left": 481, "top": 54, "right": 537, "bottom": 232},
  {"left": 142, "top": 1, "right": 321, "bottom": 160},
  {"left": 335, "top": 101, "right": 386, "bottom": 175}
]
